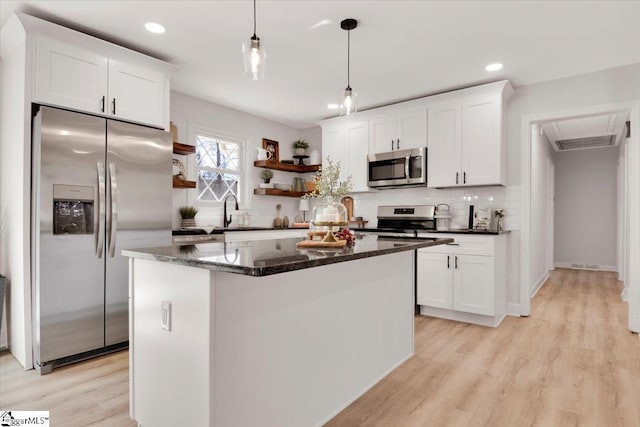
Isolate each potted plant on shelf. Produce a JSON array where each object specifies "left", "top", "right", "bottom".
[
  {"left": 293, "top": 140, "right": 309, "bottom": 156},
  {"left": 179, "top": 206, "right": 198, "bottom": 228},
  {"left": 261, "top": 169, "right": 273, "bottom": 183}
]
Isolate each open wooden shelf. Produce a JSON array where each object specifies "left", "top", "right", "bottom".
[
  {"left": 173, "top": 177, "right": 196, "bottom": 188},
  {"left": 173, "top": 141, "right": 196, "bottom": 155},
  {"left": 254, "top": 160, "right": 320, "bottom": 173},
  {"left": 253, "top": 188, "right": 306, "bottom": 198}
]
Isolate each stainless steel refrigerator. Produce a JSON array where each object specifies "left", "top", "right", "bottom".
[{"left": 31, "top": 106, "right": 172, "bottom": 374}]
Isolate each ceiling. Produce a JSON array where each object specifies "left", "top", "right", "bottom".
[{"left": 2, "top": 1, "right": 640, "bottom": 129}]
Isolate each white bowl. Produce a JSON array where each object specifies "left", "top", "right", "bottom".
[{"left": 274, "top": 183, "right": 292, "bottom": 191}]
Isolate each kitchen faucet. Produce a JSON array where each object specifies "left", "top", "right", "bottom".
[{"left": 223, "top": 194, "right": 239, "bottom": 228}]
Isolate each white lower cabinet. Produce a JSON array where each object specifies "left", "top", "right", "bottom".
[{"left": 417, "top": 234, "right": 506, "bottom": 327}]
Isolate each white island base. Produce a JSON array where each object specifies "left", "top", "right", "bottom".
[{"left": 129, "top": 251, "right": 414, "bottom": 427}]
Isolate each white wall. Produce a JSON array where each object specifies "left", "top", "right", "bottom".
[
  {"left": 170, "top": 91, "right": 322, "bottom": 229},
  {"left": 529, "top": 124, "right": 554, "bottom": 294},
  {"left": 553, "top": 147, "right": 618, "bottom": 269}
]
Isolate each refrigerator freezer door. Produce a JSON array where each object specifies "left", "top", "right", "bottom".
[
  {"left": 105, "top": 120, "right": 172, "bottom": 345},
  {"left": 34, "top": 107, "right": 106, "bottom": 364}
]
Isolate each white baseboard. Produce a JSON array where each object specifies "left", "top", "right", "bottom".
[
  {"left": 554, "top": 262, "right": 617, "bottom": 272},
  {"left": 621, "top": 286, "right": 629, "bottom": 302},
  {"left": 530, "top": 272, "right": 549, "bottom": 298},
  {"left": 506, "top": 303, "right": 521, "bottom": 316}
]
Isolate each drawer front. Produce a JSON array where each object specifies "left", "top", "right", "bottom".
[{"left": 418, "top": 234, "right": 495, "bottom": 256}]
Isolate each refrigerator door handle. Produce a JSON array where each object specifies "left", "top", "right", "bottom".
[
  {"left": 108, "top": 163, "right": 118, "bottom": 257},
  {"left": 96, "top": 162, "right": 105, "bottom": 259}
]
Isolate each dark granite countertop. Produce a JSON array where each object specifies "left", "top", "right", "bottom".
[
  {"left": 173, "top": 227, "right": 306, "bottom": 236},
  {"left": 352, "top": 227, "right": 508, "bottom": 236},
  {"left": 124, "top": 235, "right": 453, "bottom": 277}
]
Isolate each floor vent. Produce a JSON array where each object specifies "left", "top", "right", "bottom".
[
  {"left": 571, "top": 263, "right": 600, "bottom": 270},
  {"left": 556, "top": 135, "right": 615, "bottom": 151}
]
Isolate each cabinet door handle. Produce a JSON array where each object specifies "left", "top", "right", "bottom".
[
  {"left": 446, "top": 243, "right": 459, "bottom": 246},
  {"left": 456, "top": 172, "right": 459, "bottom": 184},
  {"left": 112, "top": 98, "right": 116, "bottom": 115},
  {"left": 447, "top": 255, "right": 450, "bottom": 269},
  {"left": 100, "top": 96, "right": 105, "bottom": 113},
  {"left": 391, "top": 139, "right": 395, "bottom": 150},
  {"left": 463, "top": 171, "right": 467, "bottom": 184},
  {"left": 455, "top": 256, "right": 458, "bottom": 269},
  {"left": 397, "top": 138, "right": 400, "bottom": 149}
]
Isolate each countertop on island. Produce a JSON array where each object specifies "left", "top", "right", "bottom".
[{"left": 124, "top": 235, "right": 453, "bottom": 277}]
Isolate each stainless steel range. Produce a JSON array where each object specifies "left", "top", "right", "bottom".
[{"left": 366, "top": 205, "right": 436, "bottom": 237}]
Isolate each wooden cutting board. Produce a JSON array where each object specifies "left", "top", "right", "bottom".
[
  {"left": 296, "top": 239, "right": 347, "bottom": 248},
  {"left": 341, "top": 196, "right": 354, "bottom": 220}
]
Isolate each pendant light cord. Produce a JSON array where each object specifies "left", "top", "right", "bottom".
[
  {"left": 347, "top": 29, "right": 351, "bottom": 87},
  {"left": 253, "top": 0, "right": 257, "bottom": 37}
]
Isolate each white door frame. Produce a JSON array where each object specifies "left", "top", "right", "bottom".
[
  {"left": 547, "top": 157, "right": 555, "bottom": 272},
  {"left": 520, "top": 100, "right": 640, "bottom": 333}
]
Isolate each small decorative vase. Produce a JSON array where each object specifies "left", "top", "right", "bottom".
[
  {"left": 497, "top": 218, "right": 504, "bottom": 232},
  {"left": 295, "top": 148, "right": 307, "bottom": 156},
  {"left": 181, "top": 218, "right": 196, "bottom": 228},
  {"left": 310, "top": 197, "right": 348, "bottom": 237}
]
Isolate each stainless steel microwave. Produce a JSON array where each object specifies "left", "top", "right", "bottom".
[{"left": 367, "top": 147, "right": 427, "bottom": 188}]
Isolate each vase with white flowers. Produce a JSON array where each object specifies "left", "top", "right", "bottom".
[{"left": 303, "top": 157, "right": 353, "bottom": 233}]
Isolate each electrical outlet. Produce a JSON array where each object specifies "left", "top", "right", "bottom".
[{"left": 160, "top": 300, "right": 171, "bottom": 331}]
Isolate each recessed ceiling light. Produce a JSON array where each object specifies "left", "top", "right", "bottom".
[
  {"left": 485, "top": 63, "right": 503, "bottom": 72},
  {"left": 145, "top": 22, "right": 166, "bottom": 34},
  {"left": 327, "top": 104, "right": 340, "bottom": 110}
]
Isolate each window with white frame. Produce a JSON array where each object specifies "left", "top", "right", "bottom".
[{"left": 194, "top": 132, "right": 243, "bottom": 203}]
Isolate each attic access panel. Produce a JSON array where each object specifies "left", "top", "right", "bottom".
[{"left": 556, "top": 135, "right": 616, "bottom": 151}]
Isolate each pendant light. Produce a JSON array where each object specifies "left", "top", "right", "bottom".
[
  {"left": 242, "top": 0, "right": 266, "bottom": 80},
  {"left": 340, "top": 18, "right": 358, "bottom": 116}
]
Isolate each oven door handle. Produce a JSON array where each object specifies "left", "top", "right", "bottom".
[{"left": 405, "top": 154, "right": 410, "bottom": 182}]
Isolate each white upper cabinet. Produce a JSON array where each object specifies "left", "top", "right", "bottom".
[
  {"left": 320, "top": 80, "right": 511, "bottom": 190},
  {"left": 427, "top": 102, "right": 461, "bottom": 187},
  {"left": 370, "top": 114, "right": 396, "bottom": 153},
  {"left": 461, "top": 96, "right": 502, "bottom": 186},
  {"left": 345, "top": 120, "right": 369, "bottom": 192},
  {"left": 427, "top": 81, "right": 512, "bottom": 188},
  {"left": 369, "top": 106, "right": 427, "bottom": 154},
  {"left": 36, "top": 37, "right": 108, "bottom": 115},
  {"left": 35, "top": 35, "right": 172, "bottom": 129},
  {"left": 322, "top": 124, "right": 347, "bottom": 182},
  {"left": 321, "top": 120, "right": 370, "bottom": 192},
  {"left": 108, "top": 59, "right": 165, "bottom": 128}
]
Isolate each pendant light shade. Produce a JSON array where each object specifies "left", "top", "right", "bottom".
[
  {"left": 339, "top": 18, "right": 358, "bottom": 117},
  {"left": 243, "top": 0, "right": 266, "bottom": 80}
]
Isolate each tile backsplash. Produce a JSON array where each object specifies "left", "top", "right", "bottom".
[
  {"left": 349, "top": 185, "right": 520, "bottom": 230},
  {"left": 173, "top": 184, "right": 521, "bottom": 231}
]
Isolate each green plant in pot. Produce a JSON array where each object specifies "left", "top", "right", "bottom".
[
  {"left": 179, "top": 206, "right": 198, "bottom": 228},
  {"left": 293, "top": 140, "right": 309, "bottom": 156},
  {"left": 261, "top": 169, "right": 273, "bottom": 183}
]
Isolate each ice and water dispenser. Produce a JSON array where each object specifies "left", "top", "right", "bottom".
[{"left": 53, "top": 184, "right": 94, "bottom": 235}]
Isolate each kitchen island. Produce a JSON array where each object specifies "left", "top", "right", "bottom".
[{"left": 123, "top": 235, "right": 452, "bottom": 427}]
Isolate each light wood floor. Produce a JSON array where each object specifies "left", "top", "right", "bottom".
[
  {"left": 1, "top": 268, "right": 638, "bottom": 426},
  {"left": 328, "top": 269, "right": 640, "bottom": 427},
  {"left": 0, "top": 349, "right": 135, "bottom": 426}
]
